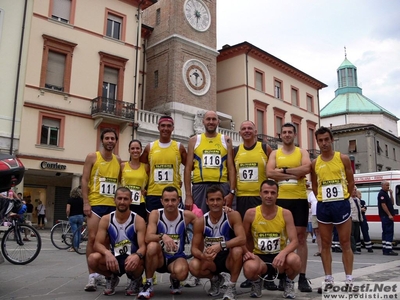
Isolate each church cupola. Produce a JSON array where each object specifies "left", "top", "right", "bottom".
[{"left": 335, "top": 49, "right": 362, "bottom": 96}]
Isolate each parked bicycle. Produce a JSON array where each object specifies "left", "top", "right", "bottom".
[
  {"left": 0, "top": 199, "right": 41, "bottom": 265},
  {"left": 50, "top": 220, "right": 73, "bottom": 249},
  {"left": 51, "top": 220, "right": 87, "bottom": 254}
]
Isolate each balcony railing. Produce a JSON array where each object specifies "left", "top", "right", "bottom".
[
  {"left": 257, "top": 134, "right": 281, "bottom": 150},
  {"left": 218, "top": 128, "right": 241, "bottom": 144},
  {"left": 91, "top": 96, "right": 135, "bottom": 120},
  {"left": 307, "top": 149, "right": 320, "bottom": 160}
]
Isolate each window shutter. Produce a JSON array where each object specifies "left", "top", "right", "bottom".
[
  {"left": 46, "top": 51, "right": 66, "bottom": 89},
  {"left": 43, "top": 118, "right": 60, "bottom": 129},
  {"left": 104, "top": 67, "right": 118, "bottom": 85},
  {"left": 52, "top": 0, "right": 71, "bottom": 21},
  {"left": 257, "top": 110, "right": 263, "bottom": 135},
  {"left": 348, "top": 140, "right": 357, "bottom": 153},
  {"left": 108, "top": 14, "right": 122, "bottom": 23},
  {"left": 255, "top": 72, "right": 262, "bottom": 90},
  {"left": 291, "top": 89, "right": 298, "bottom": 105}
]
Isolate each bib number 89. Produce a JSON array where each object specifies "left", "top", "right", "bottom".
[{"left": 325, "top": 187, "right": 338, "bottom": 198}]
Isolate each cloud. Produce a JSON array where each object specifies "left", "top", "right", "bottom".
[{"left": 217, "top": 0, "right": 400, "bottom": 132}]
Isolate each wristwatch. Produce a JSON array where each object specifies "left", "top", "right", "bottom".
[
  {"left": 230, "top": 189, "right": 236, "bottom": 195},
  {"left": 159, "top": 233, "right": 164, "bottom": 240},
  {"left": 220, "top": 241, "right": 227, "bottom": 251},
  {"left": 135, "top": 252, "right": 144, "bottom": 260}
]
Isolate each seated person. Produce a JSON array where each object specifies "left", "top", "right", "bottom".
[
  {"left": 189, "top": 185, "right": 245, "bottom": 300},
  {"left": 138, "top": 186, "right": 197, "bottom": 299},
  {"left": 87, "top": 187, "right": 146, "bottom": 296},
  {"left": 242, "top": 180, "right": 301, "bottom": 299}
]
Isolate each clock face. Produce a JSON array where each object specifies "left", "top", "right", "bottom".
[
  {"left": 184, "top": 0, "right": 211, "bottom": 32},
  {"left": 182, "top": 59, "right": 211, "bottom": 96}
]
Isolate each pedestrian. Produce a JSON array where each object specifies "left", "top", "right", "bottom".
[
  {"left": 66, "top": 186, "right": 84, "bottom": 252},
  {"left": 25, "top": 197, "right": 34, "bottom": 223},
  {"left": 310, "top": 126, "right": 355, "bottom": 292},
  {"left": 349, "top": 187, "right": 362, "bottom": 254},
  {"left": 358, "top": 190, "right": 373, "bottom": 253},
  {"left": 308, "top": 190, "right": 322, "bottom": 256},
  {"left": 36, "top": 200, "right": 46, "bottom": 230},
  {"left": 81, "top": 128, "right": 121, "bottom": 291},
  {"left": 378, "top": 181, "right": 398, "bottom": 256},
  {"left": 267, "top": 122, "right": 312, "bottom": 292}
]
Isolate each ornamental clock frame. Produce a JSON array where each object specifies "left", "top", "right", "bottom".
[
  {"left": 184, "top": 0, "right": 211, "bottom": 32},
  {"left": 182, "top": 59, "right": 211, "bottom": 96}
]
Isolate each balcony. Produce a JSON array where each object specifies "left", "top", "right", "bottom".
[
  {"left": 257, "top": 134, "right": 281, "bottom": 150},
  {"left": 307, "top": 149, "right": 320, "bottom": 160},
  {"left": 91, "top": 97, "right": 135, "bottom": 129}
]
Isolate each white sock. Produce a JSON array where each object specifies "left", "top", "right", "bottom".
[{"left": 325, "top": 275, "right": 334, "bottom": 282}]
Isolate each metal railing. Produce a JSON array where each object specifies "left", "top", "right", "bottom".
[
  {"left": 91, "top": 96, "right": 135, "bottom": 119},
  {"left": 257, "top": 134, "right": 281, "bottom": 150},
  {"left": 307, "top": 149, "right": 320, "bottom": 160}
]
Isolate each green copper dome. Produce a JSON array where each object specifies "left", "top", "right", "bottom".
[
  {"left": 320, "top": 93, "right": 396, "bottom": 118},
  {"left": 338, "top": 58, "right": 356, "bottom": 70},
  {"left": 321, "top": 56, "right": 397, "bottom": 120}
]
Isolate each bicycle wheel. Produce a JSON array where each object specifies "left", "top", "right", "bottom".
[
  {"left": 50, "top": 222, "right": 72, "bottom": 249},
  {"left": 72, "top": 225, "right": 88, "bottom": 255},
  {"left": 1, "top": 224, "right": 42, "bottom": 265}
]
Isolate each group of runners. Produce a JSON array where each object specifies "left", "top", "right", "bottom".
[{"left": 80, "top": 110, "right": 355, "bottom": 299}]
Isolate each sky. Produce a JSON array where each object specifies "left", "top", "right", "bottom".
[{"left": 216, "top": 0, "right": 400, "bottom": 132}]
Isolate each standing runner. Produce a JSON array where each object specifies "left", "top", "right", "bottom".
[
  {"left": 141, "top": 116, "right": 186, "bottom": 213},
  {"left": 310, "top": 126, "right": 354, "bottom": 291},
  {"left": 233, "top": 120, "right": 274, "bottom": 290},
  {"left": 267, "top": 122, "right": 312, "bottom": 292},
  {"left": 121, "top": 139, "right": 149, "bottom": 221},
  {"left": 82, "top": 128, "right": 121, "bottom": 291},
  {"left": 184, "top": 110, "right": 236, "bottom": 213}
]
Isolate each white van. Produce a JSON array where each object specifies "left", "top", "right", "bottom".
[{"left": 355, "top": 171, "right": 400, "bottom": 244}]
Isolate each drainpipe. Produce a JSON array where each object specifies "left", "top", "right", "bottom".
[
  {"left": 132, "top": 1, "right": 145, "bottom": 139},
  {"left": 140, "top": 42, "right": 146, "bottom": 110},
  {"left": 10, "top": 0, "right": 28, "bottom": 154},
  {"left": 317, "top": 89, "right": 321, "bottom": 128},
  {"left": 245, "top": 47, "right": 252, "bottom": 120}
]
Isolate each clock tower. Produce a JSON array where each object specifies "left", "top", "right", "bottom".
[{"left": 142, "top": 0, "right": 218, "bottom": 113}]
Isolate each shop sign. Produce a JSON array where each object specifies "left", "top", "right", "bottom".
[{"left": 40, "top": 161, "right": 67, "bottom": 170}]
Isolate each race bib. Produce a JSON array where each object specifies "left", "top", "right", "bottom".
[
  {"left": 154, "top": 164, "right": 173, "bottom": 183},
  {"left": 126, "top": 185, "right": 141, "bottom": 205},
  {"left": 114, "top": 239, "right": 131, "bottom": 257},
  {"left": 202, "top": 150, "right": 221, "bottom": 168},
  {"left": 239, "top": 163, "right": 258, "bottom": 182},
  {"left": 257, "top": 233, "right": 280, "bottom": 254},
  {"left": 160, "top": 234, "right": 180, "bottom": 255},
  {"left": 321, "top": 180, "right": 344, "bottom": 202},
  {"left": 204, "top": 236, "right": 224, "bottom": 248},
  {"left": 99, "top": 177, "right": 118, "bottom": 197}
]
